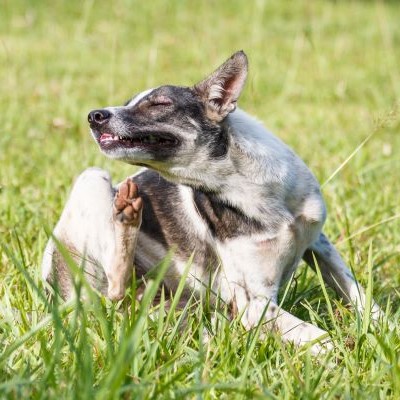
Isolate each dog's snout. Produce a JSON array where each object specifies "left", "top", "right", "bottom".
[{"left": 88, "top": 109, "right": 112, "bottom": 125}]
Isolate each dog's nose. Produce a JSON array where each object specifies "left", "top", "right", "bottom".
[{"left": 88, "top": 109, "right": 112, "bottom": 125}]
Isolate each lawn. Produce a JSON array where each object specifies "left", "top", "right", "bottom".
[{"left": 1, "top": 0, "right": 399, "bottom": 398}]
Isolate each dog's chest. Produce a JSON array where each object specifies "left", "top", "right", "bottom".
[
  {"left": 190, "top": 188, "right": 264, "bottom": 240},
  {"left": 132, "top": 170, "right": 298, "bottom": 296},
  {"left": 134, "top": 170, "right": 267, "bottom": 267}
]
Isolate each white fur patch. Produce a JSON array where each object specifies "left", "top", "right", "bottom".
[
  {"left": 41, "top": 239, "right": 55, "bottom": 280},
  {"left": 301, "top": 195, "right": 326, "bottom": 223},
  {"left": 179, "top": 186, "right": 209, "bottom": 240},
  {"left": 102, "top": 89, "right": 156, "bottom": 118},
  {"left": 216, "top": 236, "right": 282, "bottom": 303},
  {"left": 127, "top": 88, "right": 156, "bottom": 107},
  {"left": 171, "top": 259, "right": 210, "bottom": 293}
]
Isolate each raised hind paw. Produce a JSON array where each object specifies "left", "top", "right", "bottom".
[{"left": 113, "top": 178, "right": 143, "bottom": 226}]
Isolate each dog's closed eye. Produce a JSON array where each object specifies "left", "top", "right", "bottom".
[{"left": 150, "top": 96, "right": 173, "bottom": 107}]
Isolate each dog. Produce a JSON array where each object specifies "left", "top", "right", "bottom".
[{"left": 42, "top": 50, "right": 381, "bottom": 352}]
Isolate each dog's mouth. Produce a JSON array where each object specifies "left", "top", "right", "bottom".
[{"left": 96, "top": 131, "right": 179, "bottom": 150}]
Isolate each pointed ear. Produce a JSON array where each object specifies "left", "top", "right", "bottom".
[{"left": 194, "top": 50, "right": 248, "bottom": 122}]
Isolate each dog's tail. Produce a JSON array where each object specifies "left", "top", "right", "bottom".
[{"left": 302, "top": 232, "right": 382, "bottom": 319}]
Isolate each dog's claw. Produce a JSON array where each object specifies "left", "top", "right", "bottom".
[{"left": 114, "top": 179, "right": 142, "bottom": 225}]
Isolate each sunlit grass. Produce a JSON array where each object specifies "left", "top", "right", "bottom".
[{"left": 1, "top": 0, "right": 400, "bottom": 398}]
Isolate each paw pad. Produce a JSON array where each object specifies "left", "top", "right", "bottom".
[{"left": 114, "top": 179, "right": 143, "bottom": 225}]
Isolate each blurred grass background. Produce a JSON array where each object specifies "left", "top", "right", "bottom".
[
  {"left": 1, "top": 0, "right": 399, "bottom": 398},
  {"left": 2, "top": 0, "right": 399, "bottom": 292}
]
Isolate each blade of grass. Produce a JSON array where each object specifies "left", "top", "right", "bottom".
[
  {"left": 362, "top": 242, "right": 374, "bottom": 335},
  {"left": 321, "top": 133, "right": 373, "bottom": 188}
]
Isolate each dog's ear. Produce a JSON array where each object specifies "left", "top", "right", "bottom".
[{"left": 194, "top": 50, "right": 248, "bottom": 122}]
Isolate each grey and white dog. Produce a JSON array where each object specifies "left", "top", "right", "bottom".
[{"left": 42, "top": 51, "right": 380, "bottom": 352}]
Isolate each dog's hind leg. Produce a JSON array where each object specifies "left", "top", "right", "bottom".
[
  {"left": 303, "top": 232, "right": 382, "bottom": 320},
  {"left": 42, "top": 168, "right": 142, "bottom": 300},
  {"left": 108, "top": 177, "right": 143, "bottom": 299}
]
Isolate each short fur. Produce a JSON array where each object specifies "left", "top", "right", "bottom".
[{"left": 42, "top": 51, "right": 381, "bottom": 353}]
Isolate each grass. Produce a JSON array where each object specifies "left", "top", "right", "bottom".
[{"left": 1, "top": 0, "right": 400, "bottom": 398}]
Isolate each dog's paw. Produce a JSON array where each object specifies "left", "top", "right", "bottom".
[
  {"left": 113, "top": 178, "right": 143, "bottom": 225},
  {"left": 107, "top": 282, "right": 126, "bottom": 302}
]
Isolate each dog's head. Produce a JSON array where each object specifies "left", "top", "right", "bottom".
[{"left": 88, "top": 51, "right": 248, "bottom": 180}]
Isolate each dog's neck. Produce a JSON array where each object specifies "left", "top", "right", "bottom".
[{"left": 161, "top": 109, "right": 297, "bottom": 221}]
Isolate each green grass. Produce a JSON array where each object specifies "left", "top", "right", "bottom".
[{"left": 1, "top": 0, "right": 400, "bottom": 398}]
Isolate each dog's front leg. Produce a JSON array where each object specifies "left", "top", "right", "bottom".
[{"left": 217, "top": 230, "right": 331, "bottom": 353}]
